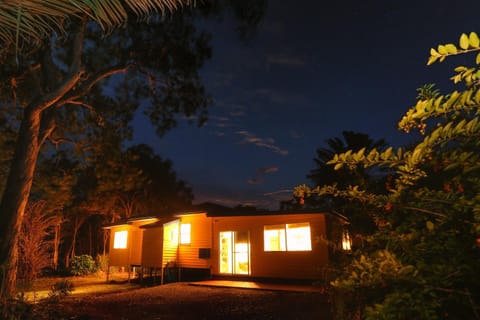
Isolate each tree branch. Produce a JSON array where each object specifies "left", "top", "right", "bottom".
[
  {"left": 59, "top": 64, "right": 133, "bottom": 106},
  {"left": 38, "top": 111, "right": 56, "bottom": 147},
  {"left": 401, "top": 206, "right": 447, "bottom": 219},
  {"left": 30, "top": 17, "right": 86, "bottom": 114}
]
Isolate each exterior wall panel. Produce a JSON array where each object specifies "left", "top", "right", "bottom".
[
  {"left": 211, "top": 213, "right": 329, "bottom": 280},
  {"left": 108, "top": 225, "right": 130, "bottom": 268},
  {"left": 162, "top": 220, "right": 180, "bottom": 266},
  {"left": 141, "top": 227, "right": 164, "bottom": 268},
  {"left": 177, "top": 213, "right": 212, "bottom": 269}
]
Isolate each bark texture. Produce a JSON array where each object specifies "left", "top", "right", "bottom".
[{"left": 0, "top": 19, "right": 85, "bottom": 298}]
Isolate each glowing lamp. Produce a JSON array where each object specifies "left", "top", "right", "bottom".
[{"left": 341, "top": 227, "right": 352, "bottom": 251}]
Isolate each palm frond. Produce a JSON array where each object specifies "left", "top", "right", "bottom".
[{"left": 0, "top": 0, "right": 192, "bottom": 56}]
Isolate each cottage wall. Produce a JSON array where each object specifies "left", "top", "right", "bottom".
[
  {"left": 211, "top": 213, "right": 329, "bottom": 280},
  {"left": 162, "top": 220, "right": 180, "bottom": 266},
  {"left": 141, "top": 226, "right": 164, "bottom": 268},
  {"left": 108, "top": 225, "right": 130, "bottom": 268},
  {"left": 177, "top": 213, "right": 212, "bottom": 269}
]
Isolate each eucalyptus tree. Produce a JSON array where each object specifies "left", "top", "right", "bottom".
[
  {"left": 0, "top": 0, "right": 266, "bottom": 297},
  {"left": 124, "top": 144, "right": 194, "bottom": 215}
]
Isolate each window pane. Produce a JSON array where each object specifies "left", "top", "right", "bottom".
[
  {"left": 286, "top": 223, "right": 312, "bottom": 251},
  {"left": 180, "top": 223, "right": 191, "bottom": 244},
  {"left": 113, "top": 230, "right": 128, "bottom": 249},
  {"left": 264, "top": 226, "right": 286, "bottom": 251},
  {"left": 220, "top": 232, "right": 233, "bottom": 273}
]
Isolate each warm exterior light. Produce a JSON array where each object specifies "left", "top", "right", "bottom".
[
  {"left": 342, "top": 228, "right": 352, "bottom": 251},
  {"left": 113, "top": 230, "right": 128, "bottom": 249}
]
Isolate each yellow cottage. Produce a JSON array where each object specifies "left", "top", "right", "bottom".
[{"left": 104, "top": 210, "right": 347, "bottom": 283}]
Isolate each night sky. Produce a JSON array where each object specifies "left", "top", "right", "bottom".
[{"left": 132, "top": 0, "right": 480, "bottom": 209}]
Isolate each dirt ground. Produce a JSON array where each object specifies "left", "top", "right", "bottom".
[{"left": 30, "top": 274, "right": 332, "bottom": 319}]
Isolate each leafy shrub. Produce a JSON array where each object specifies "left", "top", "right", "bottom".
[
  {"left": 295, "top": 33, "right": 480, "bottom": 319},
  {"left": 48, "top": 280, "right": 74, "bottom": 299},
  {"left": 95, "top": 254, "right": 109, "bottom": 272},
  {"left": 69, "top": 255, "right": 97, "bottom": 276}
]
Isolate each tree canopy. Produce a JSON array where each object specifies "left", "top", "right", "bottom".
[{"left": 0, "top": 0, "right": 266, "bottom": 298}]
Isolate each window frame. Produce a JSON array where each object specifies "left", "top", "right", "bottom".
[
  {"left": 180, "top": 223, "right": 191, "bottom": 245},
  {"left": 113, "top": 230, "right": 128, "bottom": 249},
  {"left": 263, "top": 222, "right": 312, "bottom": 252}
]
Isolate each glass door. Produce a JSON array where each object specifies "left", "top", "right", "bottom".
[{"left": 219, "top": 231, "right": 250, "bottom": 275}]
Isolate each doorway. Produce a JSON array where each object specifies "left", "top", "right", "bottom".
[{"left": 219, "top": 231, "right": 250, "bottom": 275}]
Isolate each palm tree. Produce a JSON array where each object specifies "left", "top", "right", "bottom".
[
  {"left": 307, "top": 131, "right": 387, "bottom": 189},
  {"left": 306, "top": 131, "right": 388, "bottom": 235},
  {"left": 0, "top": 0, "right": 191, "bottom": 56}
]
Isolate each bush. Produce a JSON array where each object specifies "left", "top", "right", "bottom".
[
  {"left": 69, "top": 255, "right": 97, "bottom": 276},
  {"left": 95, "top": 254, "right": 109, "bottom": 272},
  {"left": 48, "top": 280, "right": 74, "bottom": 301}
]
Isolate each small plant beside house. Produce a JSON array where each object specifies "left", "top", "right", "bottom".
[
  {"left": 69, "top": 255, "right": 98, "bottom": 276},
  {"left": 47, "top": 280, "right": 74, "bottom": 302}
]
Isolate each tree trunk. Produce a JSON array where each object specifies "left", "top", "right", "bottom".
[
  {"left": 0, "top": 107, "right": 41, "bottom": 298},
  {"left": 103, "top": 229, "right": 110, "bottom": 255},
  {"left": 53, "top": 222, "right": 61, "bottom": 271}
]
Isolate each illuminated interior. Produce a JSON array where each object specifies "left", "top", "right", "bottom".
[
  {"left": 220, "top": 231, "right": 250, "bottom": 274},
  {"left": 180, "top": 223, "right": 191, "bottom": 244},
  {"left": 264, "top": 225, "right": 286, "bottom": 251},
  {"left": 164, "top": 221, "right": 179, "bottom": 246},
  {"left": 113, "top": 230, "right": 128, "bottom": 249},
  {"left": 342, "top": 228, "right": 352, "bottom": 251},
  {"left": 286, "top": 223, "right": 312, "bottom": 251},
  {"left": 264, "top": 223, "right": 312, "bottom": 251}
]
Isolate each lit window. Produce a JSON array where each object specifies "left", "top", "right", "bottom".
[
  {"left": 264, "top": 223, "right": 312, "bottom": 252},
  {"left": 113, "top": 230, "right": 128, "bottom": 249},
  {"left": 286, "top": 223, "right": 312, "bottom": 251},
  {"left": 180, "top": 223, "right": 191, "bottom": 244},
  {"left": 264, "top": 225, "right": 286, "bottom": 251}
]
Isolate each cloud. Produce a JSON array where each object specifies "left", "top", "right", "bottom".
[
  {"left": 266, "top": 54, "right": 306, "bottom": 67},
  {"left": 289, "top": 129, "right": 303, "bottom": 139},
  {"left": 236, "top": 131, "right": 288, "bottom": 156},
  {"left": 230, "top": 109, "right": 245, "bottom": 117},
  {"left": 205, "top": 72, "right": 234, "bottom": 88},
  {"left": 247, "top": 166, "right": 279, "bottom": 185},
  {"left": 209, "top": 115, "right": 230, "bottom": 122}
]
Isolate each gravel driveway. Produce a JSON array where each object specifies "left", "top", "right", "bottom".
[{"left": 36, "top": 282, "right": 332, "bottom": 319}]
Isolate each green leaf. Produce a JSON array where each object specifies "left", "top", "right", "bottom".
[
  {"left": 475, "top": 89, "right": 480, "bottom": 103},
  {"left": 426, "top": 221, "right": 434, "bottom": 231},
  {"left": 460, "top": 33, "right": 469, "bottom": 50},
  {"left": 445, "top": 44, "right": 457, "bottom": 54},
  {"left": 469, "top": 32, "right": 480, "bottom": 48},
  {"left": 430, "top": 48, "right": 440, "bottom": 56},
  {"left": 437, "top": 45, "right": 448, "bottom": 55},
  {"left": 427, "top": 55, "right": 438, "bottom": 66},
  {"left": 451, "top": 74, "right": 462, "bottom": 84}
]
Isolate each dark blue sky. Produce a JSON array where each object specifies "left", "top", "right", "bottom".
[{"left": 133, "top": 0, "right": 480, "bottom": 209}]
